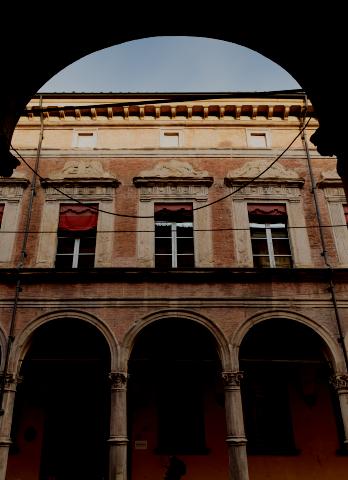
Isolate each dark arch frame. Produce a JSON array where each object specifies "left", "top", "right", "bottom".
[{"left": 1, "top": 16, "right": 347, "bottom": 195}]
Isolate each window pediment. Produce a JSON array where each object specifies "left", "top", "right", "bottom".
[
  {"left": 224, "top": 160, "right": 304, "bottom": 188},
  {"left": 0, "top": 173, "right": 30, "bottom": 200},
  {"left": 40, "top": 160, "right": 119, "bottom": 199},
  {"left": 133, "top": 160, "right": 213, "bottom": 188},
  {"left": 317, "top": 169, "right": 343, "bottom": 188}
]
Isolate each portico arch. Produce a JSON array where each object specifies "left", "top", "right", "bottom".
[
  {"left": 5, "top": 312, "right": 113, "bottom": 480},
  {"left": 232, "top": 310, "right": 342, "bottom": 371},
  {"left": 9, "top": 309, "right": 119, "bottom": 375},
  {"left": 237, "top": 314, "right": 348, "bottom": 479},
  {"left": 123, "top": 309, "right": 231, "bottom": 371}
]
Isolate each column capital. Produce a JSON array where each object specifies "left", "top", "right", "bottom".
[
  {"left": 330, "top": 373, "right": 348, "bottom": 393},
  {"left": 109, "top": 372, "right": 128, "bottom": 390},
  {"left": 0, "top": 373, "right": 23, "bottom": 389},
  {"left": 222, "top": 371, "right": 244, "bottom": 389}
]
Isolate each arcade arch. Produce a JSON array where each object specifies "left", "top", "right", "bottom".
[{"left": 6, "top": 317, "right": 112, "bottom": 480}]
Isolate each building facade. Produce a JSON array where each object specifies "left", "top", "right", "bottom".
[{"left": 1, "top": 92, "right": 348, "bottom": 480}]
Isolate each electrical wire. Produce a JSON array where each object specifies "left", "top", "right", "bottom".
[
  {"left": 10, "top": 115, "right": 312, "bottom": 219},
  {"left": 0, "top": 223, "right": 348, "bottom": 235}
]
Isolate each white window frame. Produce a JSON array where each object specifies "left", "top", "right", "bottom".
[
  {"left": 155, "top": 220, "right": 194, "bottom": 268},
  {"left": 160, "top": 129, "right": 183, "bottom": 148},
  {"left": 55, "top": 232, "right": 97, "bottom": 269},
  {"left": 250, "top": 221, "right": 292, "bottom": 268},
  {"left": 72, "top": 130, "right": 97, "bottom": 149},
  {"left": 246, "top": 129, "right": 271, "bottom": 149}
]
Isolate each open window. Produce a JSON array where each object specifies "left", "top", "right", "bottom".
[
  {"left": 154, "top": 203, "right": 194, "bottom": 268},
  {"left": 55, "top": 204, "right": 98, "bottom": 269},
  {"left": 248, "top": 203, "right": 292, "bottom": 268}
]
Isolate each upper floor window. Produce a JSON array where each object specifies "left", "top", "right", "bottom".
[
  {"left": 0, "top": 204, "right": 4, "bottom": 228},
  {"left": 55, "top": 204, "right": 98, "bottom": 269},
  {"left": 72, "top": 131, "right": 97, "bottom": 149},
  {"left": 160, "top": 130, "right": 182, "bottom": 148},
  {"left": 155, "top": 203, "right": 194, "bottom": 268},
  {"left": 248, "top": 204, "right": 292, "bottom": 268},
  {"left": 246, "top": 131, "right": 270, "bottom": 148}
]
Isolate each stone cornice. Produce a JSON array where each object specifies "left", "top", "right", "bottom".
[
  {"left": 40, "top": 177, "right": 120, "bottom": 188},
  {"left": 317, "top": 169, "right": 343, "bottom": 188},
  {"left": 23, "top": 101, "right": 315, "bottom": 123},
  {"left": 0, "top": 267, "right": 346, "bottom": 284},
  {"left": 134, "top": 176, "right": 213, "bottom": 188},
  {"left": 0, "top": 176, "right": 30, "bottom": 188}
]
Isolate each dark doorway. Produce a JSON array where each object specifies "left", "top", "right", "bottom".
[
  {"left": 239, "top": 319, "right": 342, "bottom": 457},
  {"left": 128, "top": 318, "right": 223, "bottom": 477},
  {"left": 9, "top": 319, "right": 110, "bottom": 480}
]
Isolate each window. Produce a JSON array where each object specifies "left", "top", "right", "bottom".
[
  {"left": 155, "top": 203, "right": 194, "bottom": 268},
  {"left": 248, "top": 204, "right": 292, "bottom": 268},
  {"left": 55, "top": 204, "right": 98, "bottom": 269},
  {"left": 0, "top": 204, "right": 4, "bottom": 228},
  {"left": 344, "top": 204, "right": 348, "bottom": 226},
  {"left": 247, "top": 131, "right": 269, "bottom": 148},
  {"left": 160, "top": 131, "right": 181, "bottom": 148},
  {"left": 73, "top": 131, "right": 97, "bottom": 148}
]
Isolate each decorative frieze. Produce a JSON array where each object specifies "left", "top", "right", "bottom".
[
  {"left": 0, "top": 177, "right": 29, "bottom": 201},
  {"left": 229, "top": 184, "right": 302, "bottom": 199},
  {"left": 138, "top": 184, "right": 210, "bottom": 202}
]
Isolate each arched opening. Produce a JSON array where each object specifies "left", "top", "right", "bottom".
[
  {"left": 128, "top": 318, "right": 226, "bottom": 479},
  {"left": 2, "top": 24, "right": 348, "bottom": 190},
  {"left": 239, "top": 318, "right": 347, "bottom": 479},
  {"left": 6, "top": 318, "right": 111, "bottom": 480}
]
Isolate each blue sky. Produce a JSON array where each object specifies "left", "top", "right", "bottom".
[{"left": 39, "top": 36, "right": 301, "bottom": 93}]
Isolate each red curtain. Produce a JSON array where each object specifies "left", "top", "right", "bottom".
[
  {"left": 0, "top": 204, "right": 4, "bottom": 226},
  {"left": 58, "top": 204, "right": 98, "bottom": 231},
  {"left": 344, "top": 205, "right": 348, "bottom": 224},
  {"left": 154, "top": 203, "right": 193, "bottom": 213},
  {"left": 247, "top": 203, "right": 286, "bottom": 216}
]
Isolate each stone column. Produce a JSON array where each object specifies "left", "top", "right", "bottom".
[
  {"left": 222, "top": 371, "right": 249, "bottom": 480},
  {"left": 108, "top": 372, "right": 128, "bottom": 480},
  {"left": 0, "top": 373, "right": 22, "bottom": 480},
  {"left": 330, "top": 373, "right": 348, "bottom": 449}
]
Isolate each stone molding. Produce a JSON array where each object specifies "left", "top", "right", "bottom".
[
  {"left": 225, "top": 436, "right": 248, "bottom": 446},
  {"left": 0, "top": 176, "right": 29, "bottom": 201},
  {"left": 317, "top": 169, "right": 343, "bottom": 189}
]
